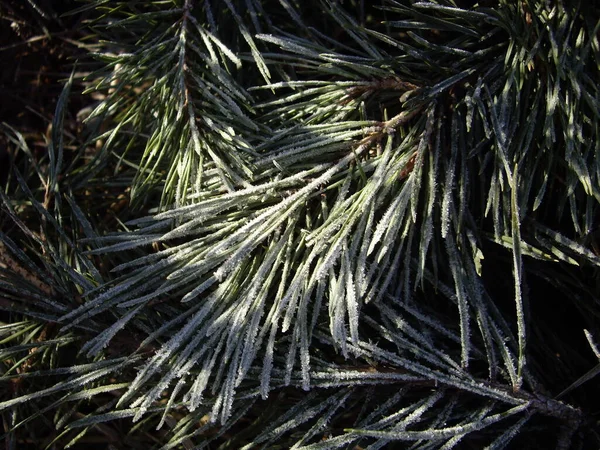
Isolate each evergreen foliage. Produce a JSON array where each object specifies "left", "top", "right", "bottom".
[{"left": 1, "top": 0, "right": 600, "bottom": 448}]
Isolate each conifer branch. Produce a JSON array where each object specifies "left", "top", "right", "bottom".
[{"left": 1, "top": 0, "right": 599, "bottom": 447}]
